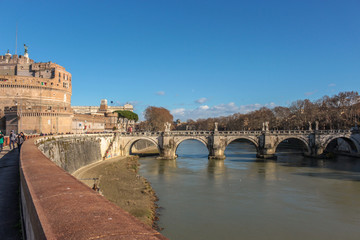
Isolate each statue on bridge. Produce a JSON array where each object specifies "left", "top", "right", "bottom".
[
  {"left": 265, "top": 121, "right": 269, "bottom": 131},
  {"left": 164, "top": 122, "right": 171, "bottom": 132},
  {"left": 214, "top": 122, "right": 218, "bottom": 132},
  {"left": 262, "top": 122, "right": 269, "bottom": 131},
  {"left": 308, "top": 121, "right": 312, "bottom": 131}
]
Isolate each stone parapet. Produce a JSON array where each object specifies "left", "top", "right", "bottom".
[{"left": 20, "top": 136, "right": 167, "bottom": 240}]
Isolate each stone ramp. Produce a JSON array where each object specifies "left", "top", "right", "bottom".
[{"left": 0, "top": 146, "right": 22, "bottom": 240}]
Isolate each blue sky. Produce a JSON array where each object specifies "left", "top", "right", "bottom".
[{"left": 1, "top": 0, "right": 359, "bottom": 121}]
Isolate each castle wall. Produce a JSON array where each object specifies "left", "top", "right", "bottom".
[
  {"left": 0, "top": 75, "right": 72, "bottom": 109},
  {"left": 5, "top": 111, "right": 73, "bottom": 135},
  {"left": 0, "top": 54, "right": 73, "bottom": 134}
]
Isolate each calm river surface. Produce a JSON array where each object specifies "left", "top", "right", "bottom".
[{"left": 139, "top": 140, "right": 360, "bottom": 240}]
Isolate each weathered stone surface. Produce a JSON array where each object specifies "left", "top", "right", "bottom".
[
  {"left": 21, "top": 136, "right": 167, "bottom": 240},
  {"left": 37, "top": 134, "right": 115, "bottom": 174},
  {"left": 111, "top": 130, "right": 360, "bottom": 160}
]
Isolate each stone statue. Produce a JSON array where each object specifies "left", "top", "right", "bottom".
[
  {"left": 164, "top": 122, "right": 171, "bottom": 132},
  {"left": 308, "top": 121, "right": 312, "bottom": 131},
  {"left": 265, "top": 121, "right": 269, "bottom": 131},
  {"left": 315, "top": 121, "right": 319, "bottom": 131},
  {"left": 262, "top": 122, "right": 265, "bottom": 131},
  {"left": 214, "top": 122, "right": 218, "bottom": 131},
  {"left": 24, "top": 44, "right": 28, "bottom": 54}
]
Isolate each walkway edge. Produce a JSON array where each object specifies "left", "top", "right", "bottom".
[{"left": 20, "top": 138, "right": 167, "bottom": 240}]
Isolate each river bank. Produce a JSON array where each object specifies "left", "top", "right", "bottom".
[
  {"left": 72, "top": 156, "right": 158, "bottom": 227},
  {"left": 132, "top": 144, "right": 159, "bottom": 157}
]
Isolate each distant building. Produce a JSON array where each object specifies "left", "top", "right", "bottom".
[
  {"left": 72, "top": 99, "right": 133, "bottom": 114},
  {"left": 72, "top": 99, "right": 134, "bottom": 133}
]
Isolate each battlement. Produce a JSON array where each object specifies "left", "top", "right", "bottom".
[
  {"left": 0, "top": 54, "right": 35, "bottom": 64},
  {"left": 0, "top": 52, "right": 70, "bottom": 80}
]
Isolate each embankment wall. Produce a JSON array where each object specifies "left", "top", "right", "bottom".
[
  {"left": 37, "top": 134, "right": 114, "bottom": 173},
  {"left": 20, "top": 134, "right": 166, "bottom": 240}
]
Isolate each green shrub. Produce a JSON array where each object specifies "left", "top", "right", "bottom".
[{"left": 114, "top": 110, "right": 139, "bottom": 122}]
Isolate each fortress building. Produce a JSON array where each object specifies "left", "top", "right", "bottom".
[
  {"left": 0, "top": 47, "right": 135, "bottom": 135},
  {"left": 0, "top": 48, "right": 72, "bottom": 134}
]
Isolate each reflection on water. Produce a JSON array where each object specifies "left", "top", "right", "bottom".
[{"left": 139, "top": 140, "right": 360, "bottom": 240}]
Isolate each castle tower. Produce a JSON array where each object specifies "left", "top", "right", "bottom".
[
  {"left": 99, "top": 99, "right": 108, "bottom": 112},
  {"left": 0, "top": 51, "right": 73, "bottom": 134}
]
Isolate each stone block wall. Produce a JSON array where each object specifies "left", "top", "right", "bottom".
[{"left": 37, "top": 134, "right": 114, "bottom": 174}]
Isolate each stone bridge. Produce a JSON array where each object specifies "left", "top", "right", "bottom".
[{"left": 114, "top": 129, "right": 360, "bottom": 160}]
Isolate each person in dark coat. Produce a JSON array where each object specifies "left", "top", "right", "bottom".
[
  {"left": 9, "top": 130, "right": 17, "bottom": 150},
  {"left": 17, "top": 132, "right": 25, "bottom": 153}
]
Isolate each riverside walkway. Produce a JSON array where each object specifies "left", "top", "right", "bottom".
[{"left": 0, "top": 146, "right": 22, "bottom": 240}]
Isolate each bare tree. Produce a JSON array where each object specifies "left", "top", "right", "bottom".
[{"left": 144, "top": 106, "right": 174, "bottom": 131}]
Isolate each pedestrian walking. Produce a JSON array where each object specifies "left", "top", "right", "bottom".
[
  {"left": 16, "top": 132, "right": 25, "bottom": 153},
  {"left": 9, "top": 130, "right": 16, "bottom": 150},
  {"left": 0, "top": 131, "right": 4, "bottom": 153}
]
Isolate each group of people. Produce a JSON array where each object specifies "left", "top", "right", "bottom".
[{"left": 0, "top": 130, "right": 25, "bottom": 153}]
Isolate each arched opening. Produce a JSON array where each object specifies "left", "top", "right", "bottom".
[
  {"left": 129, "top": 139, "right": 160, "bottom": 157},
  {"left": 324, "top": 137, "right": 359, "bottom": 156},
  {"left": 275, "top": 138, "right": 309, "bottom": 154},
  {"left": 224, "top": 138, "right": 258, "bottom": 161},
  {"left": 275, "top": 138, "right": 310, "bottom": 162},
  {"left": 175, "top": 139, "right": 209, "bottom": 159}
]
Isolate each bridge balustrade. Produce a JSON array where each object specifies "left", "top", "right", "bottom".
[
  {"left": 218, "top": 131, "right": 263, "bottom": 135},
  {"left": 114, "top": 129, "right": 352, "bottom": 137},
  {"left": 269, "top": 130, "right": 313, "bottom": 134},
  {"left": 93, "top": 129, "right": 360, "bottom": 160},
  {"left": 316, "top": 130, "right": 351, "bottom": 134}
]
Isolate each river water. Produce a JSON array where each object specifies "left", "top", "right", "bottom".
[{"left": 138, "top": 140, "right": 360, "bottom": 240}]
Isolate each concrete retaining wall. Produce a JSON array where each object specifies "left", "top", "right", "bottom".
[{"left": 20, "top": 134, "right": 166, "bottom": 240}]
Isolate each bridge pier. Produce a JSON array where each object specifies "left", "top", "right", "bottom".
[
  {"left": 208, "top": 150, "right": 226, "bottom": 160},
  {"left": 257, "top": 133, "right": 277, "bottom": 159},
  {"left": 208, "top": 134, "right": 226, "bottom": 160},
  {"left": 256, "top": 149, "right": 277, "bottom": 159},
  {"left": 157, "top": 134, "right": 177, "bottom": 160},
  {"left": 157, "top": 148, "right": 177, "bottom": 160}
]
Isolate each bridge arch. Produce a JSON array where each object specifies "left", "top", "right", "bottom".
[
  {"left": 274, "top": 136, "right": 311, "bottom": 155},
  {"left": 225, "top": 137, "right": 259, "bottom": 152},
  {"left": 174, "top": 137, "right": 210, "bottom": 154},
  {"left": 123, "top": 137, "right": 160, "bottom": 156},
  {"left": 323, "top": 136, "right": 360, "bottom": 154}
]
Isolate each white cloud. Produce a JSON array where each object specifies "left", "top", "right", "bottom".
[
  {"left": 156, "top": 91, "right": 165, "bottom": 96},
  {"left": 171, "top": 108, "right": 186, "bottom": 116},
  {"left": 328, "top": 83, "right": 336, "bottom": 87},
  {"left": 171, "top": 102, "right": 277, "bottom": 121},
  {"left": 199, "top": 105, "right": 209, "bottom": 110},
  {"left": 195, "top": 97, "right": 208, "bottom": 104}
]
